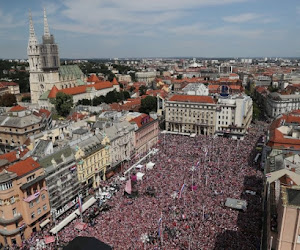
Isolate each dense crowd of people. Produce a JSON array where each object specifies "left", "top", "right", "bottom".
[{"left": 19, "top": 121, "right": 267, "bottom": 250}]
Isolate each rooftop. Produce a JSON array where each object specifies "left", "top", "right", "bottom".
[
  {"left": 168, "top": 95, "right": 215, "bottom": 104},
  {"left": 7, "top": 157, "right": 41, "bottom": 177}
]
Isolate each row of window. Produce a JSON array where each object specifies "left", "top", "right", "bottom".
[
  {"left": 0, "top": 182, "right": 13, "bottom": 191},
  {"left": 31, "top": 204, "right": 47, "bottom": 219},
  {"left": 29, "top": 194, "right": 46, "bottom": 208}
]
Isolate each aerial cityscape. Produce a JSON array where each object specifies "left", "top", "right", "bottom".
[{"left": 0, "top": 0, "right": 299, "bottom": 249}]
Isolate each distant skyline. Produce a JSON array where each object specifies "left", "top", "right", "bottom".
[{"left": 1, "top": 0, "right": 300, "bottom": 59}]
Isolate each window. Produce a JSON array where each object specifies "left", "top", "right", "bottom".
[
  {"left": 12, "top": 208, "right": 17, "bottom": 216},
  {"left": 41, "top": 194, "right": 46, "bottom": 200},
  {"left": 37, "top": 208, "right": 41, "bottom": 215},
  {"left": 36, "top": 197, "right": 40, "bottom": 204},
  {"left": 43, "top": 204, "right": 47, "bottom": 211},
  {"left": 27, "top": 174, "right": 35, "bottom": 182},
  {"left": 29, "top": 202, "right": 34, "bottom": 208},
  {"left": 31, "top": 212, "right": 35, "bottom": 219},
  {"left": 0, "top": 182, "right": 12, "bottom": 191},
  {"left": 10, "top": 196, "right": 15, "bottom": 204}
]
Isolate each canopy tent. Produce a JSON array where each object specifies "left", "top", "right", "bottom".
[
  {"left": 225, "top": 198, "right": 247, "bottom": 211},
  {"left": 40, "top": 218, "right": 50, "bottom": 228},
  {"left": 136, "top": 172, "right": 145, "bottom": 181},
  {"left": 135, "top": 164, "right": 144, "bottom": 170},
  {"left": 63, "top": 236, "right": 112, "bottom": 250},
  {"left": 75, "top": 222, "right": 88, "bottom": 231},
  {"left": 50, "top": 197, "right": 97, "bottom": 234},
  {"left": 146, "top": 162, "right": 155, "bottom": 170}
]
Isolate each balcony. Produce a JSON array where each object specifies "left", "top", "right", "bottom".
[{"left": 0, "top": 213, "right": 22, "bottom": 225}]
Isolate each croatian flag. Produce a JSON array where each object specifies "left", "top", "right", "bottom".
[
  {"left": 157, "top": 217, "right": 162, "bottom": 237},
  {"left": 179, "top": 183, "right": 185, "bottom": 198},
  {"left": 78, "top": 196, "right": 83, "bottom": 213},
  {"left": 265, "top": 173, "right": 272, "bottom": 178},
  {"left": 125, "top": 179, "right": 132, "bottom": 194}
]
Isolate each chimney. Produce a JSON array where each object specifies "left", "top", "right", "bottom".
[{"left": 16, "top": 151, "right": 20, "bottom": 159}]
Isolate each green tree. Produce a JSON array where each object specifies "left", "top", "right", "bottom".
[
  {"left": 129, "top": 72, "right": 136, "bottom": 82},
  {"left": 0, "top": 93, "right": 17, "bottom": 107},
  {"left": 129, "top": 86, "right": 135, "bottom": 92},
  {"left": 105, "top": 90, "right": 117, "bottom": 104},
  {"left": 53, "top": 92, "right": 73, "bottom": 117},
  {"left": 139, "top": 96, "right": 157, "bottom": 114},
  {"left": 139, "top": 85, "right": 148, "bottom": 96},
  {"left": 252, "top": 102, "right": 261, "bottom": 120},
  {"left": 123, "top": 91, "right": 130, "bottom": 100},
  {"left": 177, "top": 74, "right": 183, "bottom": 80}
]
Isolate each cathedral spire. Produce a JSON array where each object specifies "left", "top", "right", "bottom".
[
  {"left": 28, "top": 10, "right": 38, "bottom": 46},
  {"left": 43, "top": 8, "right": 50, "bottom": 38}
]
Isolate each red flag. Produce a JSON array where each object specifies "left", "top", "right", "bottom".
[
  {"left": 44, "top": 236, "right": 55, "bottom": 244},
  {"left": 125, "top": 179, "right": 132, "bottom": 194}
]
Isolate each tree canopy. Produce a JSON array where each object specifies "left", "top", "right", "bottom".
[
  {"left": 139, "top": 85, "right": 148, "bottom": 96},
  {"left": 53, "top": 92, "right": 73, "bottom": 117},
  {"left": 0, "top": 93, "right": 17, "bottom": 107},
  {"left": 139, "top": 96, "right": 157, "bottom": 114}
]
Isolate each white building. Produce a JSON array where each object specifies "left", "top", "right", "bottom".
[
  {"left": 135, "top": 72, "right": 157, "bottom": 84},
  {"left": 182, "top": 83, "right": 209, "bottom": 96},
  {"left": 266, "top": 92, "right": 300, "bottom": 118},
  {"left": 216, "top": 95, "right": 253, "bottom": 139}
]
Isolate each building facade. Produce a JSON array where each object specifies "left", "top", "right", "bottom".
[
  {"left": 215, "top": 95, "right": 253, "bottom": 139},
  {"left": 165, "top": 95, "right": 217, "bottom": 136},
  {"left": 0, "top": 158, "right": 50, "bottom": 247},
  {"left": 28, "top": 10, "right": 85, "bottom": 104},
  {"left": 103, "top": 121, "right": 135, "bottom": 172},
  {"left": 130, "top": 114, "right": 159, "bottom": 155},
  {"left": 38, "top": 146, "right": 80, "bottom": 219},
  {"left": 73, "top": 134, "right": 110, "bottom": 195}
]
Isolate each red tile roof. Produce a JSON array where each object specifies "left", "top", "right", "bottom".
[
  {"left": 48, "top": 86, "right": 59, "bottom": 98},
  {"left": 268, "top": 112, "right": 300, "bottom": 149},
  {"left": 112, "top": 77, "right": 119, "bottom": 85},
  {"left": 7, "top": 157, "right": 40, "bottom": 177},
  {"left": 169, "top": 95, "right": 215, "bottom": 104},
  {"left": 130, "top": 114, "right": 154, "bottom": 128},
  {"left": 9, "top": 105, "right": 27, "bottom": 112},
  {"left": 87, "top": 74, "right": 99, "bottom": 82},
  {"left": 59, "top": 81, "right": 113, "bottom": 96},
  {"left": 67, "top": 112, "right": 87, "bottom": 121},
  {"left": 0, "top": 81, "right": 18, "bottom": 86},
  {"left": 34, "top": 109, "right": 51, "bottom": 118},
  {"left": 0, "top": 148, "right": 29, "bottom": 164}
]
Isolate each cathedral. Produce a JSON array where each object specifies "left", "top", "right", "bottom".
[{"left": 28, "top": 9, "right": 86, "bottom": 104}]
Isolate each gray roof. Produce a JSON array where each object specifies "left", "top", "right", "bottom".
[
  {"left": 39, "top": 146, "right": 74, "bottom": 170},
  {"left": 32, "top": 140, "right": 52, "bottom": 157},
  {"left": 0, "top": 170, "right": 17, "bottom": 183},
  {"left": 73, "top": 128, "right": 89, "bottom": 135},
  {"left": 103, "top": 120, "right": 134, "bottom": 141},
  {"left": 0, "top": 114, "right": 42, "bottom": 128},
  {"left": 73, "top": 134, "right": 105, "bottom": 155}
]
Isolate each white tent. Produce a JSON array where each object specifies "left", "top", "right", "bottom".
[
  {"left": 50, "top": 197, "right": 97, "bottom": 234},
  {"left": 135, "top": 164, "right": 144, "bottom": 170},
  {"left": 146, "top": 162, "right": 155, "bottom": 170},
  {"left": 136, "top": 172, "right": 145, "bottom": 181}
]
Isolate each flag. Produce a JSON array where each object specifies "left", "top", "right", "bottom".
[
  {"left": 125, "top": 179, "right": 132, "bottom": 194},
  {"left": 195, "top": 161, "right": 200, "bottom": 169},
  {"left": 179, "top": 183, "right": 185, "bottom": 198},
  {"left": 78, "top": 196, "right": 83, "bottom": 213},
  {"left": 265, "top": 173, "right": 272, "bottom": 178},
  {"left": 158, "top": 217, "right": 162, "bottom": 236},
  {"left": 44, "top": 236, "right": 55, "bottom": 244}
]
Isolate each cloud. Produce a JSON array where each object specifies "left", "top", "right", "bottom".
[
  {"left": 0, "top": 9, "right": 24, "bottom": 29},
  {"left": 223, "top": 13, "right": 261, "bottom": 23}
]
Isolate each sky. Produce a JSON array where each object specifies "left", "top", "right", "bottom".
[{"left": 0, "top": 0, "right": 300, "bottom": 59}]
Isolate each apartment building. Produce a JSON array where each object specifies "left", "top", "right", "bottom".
[
  {"left": 165, "top": 95, "right": 217, "bottom": 136},
  {"left": 103, "top": 120, "right": 135, "bottom": 174},
  {"left": 38, "top": 146, "right": 80, "bottom": 219},
  {"left": 130, "top": 114, "right": 159, "bottom": 155},
  {"left": 0, "top": 106, "right": 46, "bottom": 149},
  {"left": 0, "top": 158, "right": 50, "bottom": 247},
  {"left": 73, "top": 134, "right": 110, "bottom": 195},
  {"left": 215, "top": 95, "right": 253, "bottom": 139}
]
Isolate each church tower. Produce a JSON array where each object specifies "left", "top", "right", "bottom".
[{"left": 28, "top": 9, "right": 60, "bottom": 104}]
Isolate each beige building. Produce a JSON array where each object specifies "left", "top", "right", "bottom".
[
  {"left": 0, "top": 157, "right": 50, "bottom": 247},
  {"left": 0, "top": 106, "right": 46, "bottom": 149},
  {"left": 73, "top": 134, "right": 110, "bottom": 195},
  {"left": 165, "top": 95, "right": 217, "bottom": 135}
]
